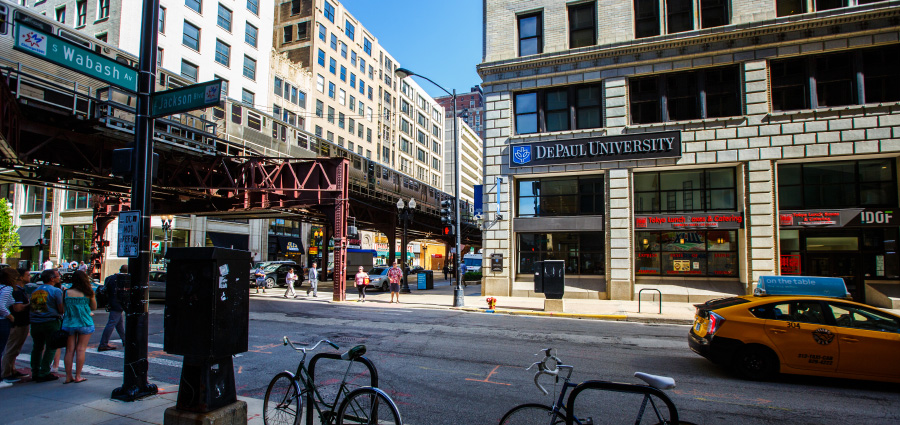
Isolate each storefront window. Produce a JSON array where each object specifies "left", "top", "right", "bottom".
[
  {"left": 517, "top": 232, "right": 605, "bottom": 275},
  {"left": 24, "top": 186, "right": 53, "bottom": 213},
  {"left": 65, "top": 191, "right": 91, "bottom": 210},
  {"left": 269, "top": 218, "right": 301, "bottom": 237},
  {"left": 151, "top": 228, "right": 189, "bottom": 264},
  {"left": 517, "top": 177, "right": 604, "bottom": 217},
  {"left": 60, "top": 224, "right": 92, "bottom": 264},
  {"left": 634, "top": 168, "right": 736, "bottom": 213},
  {"left": 636, "top": 230, "right": 738, "bottom": 277},
  {"left": 778, "top": 159, "right": 897, "bottom": 209}
]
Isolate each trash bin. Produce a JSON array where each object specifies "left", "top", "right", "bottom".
[
  {"left": 417, "top": 270, "right": 434, "bottom": 290},
  {"left": 533, "top": 260, "right": 565, "bottom": 299}
]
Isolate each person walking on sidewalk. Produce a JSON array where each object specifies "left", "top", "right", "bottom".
[
  {"left": 283, "top": 268, "right": 298, "bottom": 298},
  {"left": 442, "top": 264, "right": 449, "bottom": 281},
  {"left": 307, "top": 263, "right": 319, "bottom": 297},
  {"left": 254, "top": 266, "right": 267, "bottom": 294},
  {"left": 354, "top": 266, "right": 369, "bottom": 302},
  {"left": 98, "top": 265, "right": 127, "bottom": 352},
  {"left": 387, "top": 261, "right": 403, "bottom": 303},
  {"left": 2, "top": 269, "right": 31, "bottom": 382},
  {"left": 61, "top": 270, "right": 96, "bottom": 384},
  {"left": 29, "top": 268, "right": 64, "bottom": 382},
  {"left": 0, "top": 269, "right": 16, "bottom": 387}
]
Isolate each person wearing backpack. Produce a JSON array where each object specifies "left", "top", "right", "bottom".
[{"left": 29, "top": 268, "right": 65, "bottom": 382}]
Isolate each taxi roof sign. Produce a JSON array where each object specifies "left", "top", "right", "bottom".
[{"left": 755, "top": 276, "right": 850, "bottom": 298}]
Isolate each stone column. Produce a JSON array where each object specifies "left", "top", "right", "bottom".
[
  {"left": 607, "top": 169, "right": 633, "bottom": 300},
  {"left": 747, "top": 160, "right": 778, "bottom": 291},
  {"left": 482, "top": 88, "right": 512, "bottom": 297}
]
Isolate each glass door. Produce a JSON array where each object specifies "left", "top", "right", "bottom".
[{"left": 805, "top": 253, "right": 862, "bottom": 301}]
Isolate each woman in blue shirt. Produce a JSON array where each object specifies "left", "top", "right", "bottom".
[{"left": 61, "top": 270, "right": 96, "bottom": 384}]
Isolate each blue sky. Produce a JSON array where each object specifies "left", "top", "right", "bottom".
[{"left": 339, "top": 0, "right": 483, "bottom": 99}]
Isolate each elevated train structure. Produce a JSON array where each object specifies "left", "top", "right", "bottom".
[{"left": 0, "top": 2, "right": 479, "bottom": 283}]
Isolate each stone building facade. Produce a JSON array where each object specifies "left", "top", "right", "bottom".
[{"left": 478, "top": 0, "right": 900, "bottom": 307}]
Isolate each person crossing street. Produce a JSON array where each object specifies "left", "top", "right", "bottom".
[
  {"left": 283, "top": 268, "right": 298, "bottom": 298},
  {"left": 306, "top": 263, "right": 319, "bottom": 297},
  {"left": 387, "top": 261, "right": 403, "bottom": 303}
]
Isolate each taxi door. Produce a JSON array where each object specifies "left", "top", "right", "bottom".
[
  {"left": 827, "top": 302, "right": 900, "bottom": 379},
  {"left": 763, "top": 301, "right": 839, "bottom": 372}
]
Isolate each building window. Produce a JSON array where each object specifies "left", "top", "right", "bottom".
[
  {"left": 214, "top": 39, "right": 230, "bottom": 66},
  {"left": 568, "top": 2, "right": 596, "bottom": 48},
  {"left": 324, "top": 1, "right": 335, "bottom": 22},
  {"left": 185, "top": 0, "right": 201, "bottom": 14},
  {"left": 518, "top": 12, "right": 542, "bottom": 56},
  {"left": 432, "top": 140, "right": 440, "bottom": 153},
  {"left": 291, "top": 0, "right": 302, "bottom": 14},
  {"left": 247, "top": 0, "right": 259, "bottom": 15},
  {"left": 330, "top": 33, "right": 337, "bottom": 50},
  {"left": 417, "top": 130, "right": 426, "bottom": 145},
  {"left": 242, "top": 89, "right": 254, "bottom": 105},
  {"left": 328, "top": 82, "right": 335, "bottom": 98},
  {"left": 96, "top": 33, "right": 107, "bottom": 43},
  {"left": 316, "top": 74, "right": 324, "bottom": 92},
  {"left": 517, "top": 176, "right": 604, "bottom": 217},
  {"left": 217, "top": 3, "right": 232, "bottom": 31},
  {"left": 318, "top": 23, "right": 326, "bottom": 41},
  {"left": 417, "top": 148, "right": 426, "bottom": 162},
  {"left": 158, "top": 6, "right": 165, "bottom": 32},
  {"left": 246, "top": 23, "right": 258, "bottom": 47},
  {"left": 775, "top": 0, "right": 864, "bottom": 16},
  {"left": 634, "top": 0, "right": 728, "bottom": 38},
  {"left": 76, "top": 1, "right": 86, "bottom": 26},
  {"left": 339, "top": 89, "right": 345, "bottom": 105},
  {"left": 417, "top": 112, "right": 426, "bottom": 127},
  {"left": 183, "top": 21, "right": 200, "bottom": 50},
  {"left": 340, "top": 42, "right": 347, "bottom": 59},
  {"left": 778, "top": 159, "right": 897, "bottom": 209},
  {"left": 363, "top": 38, "right": 372, "bottom": 55},
  {"left": 61, "top": 224, "right": 93, "bottom": 265},
  {"left": 25, "top": 186, "right": 53, "bottom": 213},
  {"left": 315, "top": 100, "right": 323, "bottom": 117},
  {"left": 243, "top": 55, "right": 256, "bottom": 80},
  {"left": 157, "top": 47, "right": 164, "bottom": 69},
  {"left": 628, "top": 65, "right": 740, "bottom": 124},
  {"left": 345, "top": 20, "right": 355, "bottom": 40},
  {"left": 327, "top": 106, "right": 335, "bottom": 123},
  {"left": 297, "top": 21, "right": 308, "bottom": 40},
  {"left": 283, "top": 25, "right": 294, "bottom": 44},
  {"left": 634, "top": 168, "right": 736, "bottom": 214},
  {"left": 315, "top": 125, "right": 323, "bottom": 137},
  {"left": 313, "top": 49, "right": 325, "bottom": 67},
  {"left": 329, "top": 58, "right": 336, "bottom": 74},
  {"left": 432, "top": 157, "right": 440, "bottom": 170},
  {"left": 518, "top": 232, "right": 605, "bottom": 275},
  {"left": 64, "top": 191, "right": 89, "bottom": 210},
  {"left": 770, "top": 45, "right": 900, "bottom": 112},
  {"left": 514, "top": 84, "right": 603, "bottom": 134},
  {"left": 98, "top": 0, "right": 109, "bottom": 19},
  {"left": 55, "top": 6, "right": 66, "bottom": 23},
  {"left": 181, "top": 60, "right": 198, "bottom": 82},
  {"left": 635, "top": 230, "right": 738, "bottom": 277}
]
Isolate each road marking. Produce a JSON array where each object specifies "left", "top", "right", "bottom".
[
  {"left": 88, "top": 347, "right": 183, "bottom": 368},
  {"left": 416, "top": 365, "right": 483, "bottom": 377},
  {"left": 109, "top": 339, "right": 165, "bottom": 348},
  {"left": 16, "top": 353, "right": 122, "bottom": 377},
  {"left": 464, "top": 365, "right": 511, "bottom": 386}
]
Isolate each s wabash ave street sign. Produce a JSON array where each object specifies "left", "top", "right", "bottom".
[
  {"left": 150, "top": 79, "right": 224, "bottom": 118},
  {"left": 117, "top": 211, "right": 141, "bottom": 258},
  {"left": 13, "top": 21, "right": 138, "bottom": 93}
]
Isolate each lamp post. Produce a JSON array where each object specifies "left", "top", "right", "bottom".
[
  {"left": 395, "top": 68, "right": 464, "bottom": 307},
  {"left": 396, "top": 197, "right": 416, "bottom": 293},
  {"left": 160, "top": 215, "right": 174, "bottom": 263}
]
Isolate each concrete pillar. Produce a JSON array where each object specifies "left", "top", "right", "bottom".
[
  {"left": 747, "top": 160, "right": 778, "bottom": 291},
  {"left": 607, "top": 168, "right": 633, "bottom": 300}
]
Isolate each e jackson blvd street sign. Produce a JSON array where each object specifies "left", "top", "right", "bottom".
[
  {"left": 150, "top": 79, "right": 224, "bottom": 118},
  {"left": 509, "top": 130, "right": 681, "bottom": 167},
  {"left": 14, "top": 21, "right": 138, "bottom": 92}
]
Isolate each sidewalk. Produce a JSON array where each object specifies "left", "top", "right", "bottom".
[
  {"left": 254, "top": 277, "right": 699, "bottom": 325},
  {"left": 0, "top": 375, "right": 264, "bottom": 425}
]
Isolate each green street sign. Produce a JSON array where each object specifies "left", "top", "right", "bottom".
[
  {"left": 150, "top": 79, "right": 224, "bottom": 118},
  {"left": 13, "top": 21, "right": 138, "bottom": 92}
]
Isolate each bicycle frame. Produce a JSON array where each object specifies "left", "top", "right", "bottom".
[
  {"left": 564, "top": 380, "right": 679, "bottom": 425},
  {"left": 304, "top": 352, "right": 379, "bottom": 425}
]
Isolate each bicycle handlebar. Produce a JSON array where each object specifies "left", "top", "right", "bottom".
[
  {"left": 283, "top": 337, "right": 340, "bottom": 353},
  {"left": 526, "top": 348, "right": 573, "bottom": 395}
]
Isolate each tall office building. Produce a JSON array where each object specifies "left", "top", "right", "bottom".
[{"left": 443, "top": 117, "right": 483, "bottom": 206}]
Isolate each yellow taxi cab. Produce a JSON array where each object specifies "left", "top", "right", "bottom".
[{"left": 689, "top": 276, "right": 900, "bottom": 383}]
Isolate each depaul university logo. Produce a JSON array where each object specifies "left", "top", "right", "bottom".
[
  {"left": 19, "top": 30, "right": 47, "bottom": 55},
  {"left": 512, "top": 145, "right": 532, "bottom": 165}
]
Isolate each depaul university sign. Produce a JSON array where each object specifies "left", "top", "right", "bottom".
[{"left": 509, "top": 130, "right": 681, "bottom": 168}]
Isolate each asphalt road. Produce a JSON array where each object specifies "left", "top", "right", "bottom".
[{"left": 16, "top": 297, "right": 900, "bottom": 424}]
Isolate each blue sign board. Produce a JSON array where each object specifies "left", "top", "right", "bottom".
[
  {"left": 417, "top": 273, "right": 426, "bottom": 290},
  {"left": 756, "top": 276, "right": 850, "bottom": 298},
  {"left": 473, "top": 184, "right": 483, "bottom": 216}
]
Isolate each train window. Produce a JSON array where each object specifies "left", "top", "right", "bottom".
[
  {"left": 272, "top": 122, "right": 279, "bottom": 138},
  {"left": 231, "top": 104, "right": 242, "bottom": 124},
  {"left": 247, "top": 111, "right": 261, "bottom": 131},
  {"left": 353, "top": 158, "right": 361, "bottom": 169},
  {"left": 15, "top": 12, "right": 52, "bottom": 33},
  {"left": 382, "top": 168, "right": 390, "bottom": 180},
  {"left": 213, "top": 106, "right": 225, "bottom": 120}
]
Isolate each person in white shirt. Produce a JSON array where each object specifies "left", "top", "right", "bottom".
[
  {"left": 283, "top": 268, "right": 298, "bottom": 299},
  {"left": 42, "top": 259, "right": 53, "bottom": 271}
]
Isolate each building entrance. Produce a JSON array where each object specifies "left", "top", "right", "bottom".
[{"left": 805, "top": 253, "right": 862, "bottom": 301}]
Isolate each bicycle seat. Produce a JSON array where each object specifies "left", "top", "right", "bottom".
[
  {"left": 341, "top": 345, "right": 367, "bottom": 361},
  {"left": 634, "top": 372, "right": 675, "bottom": 390}
]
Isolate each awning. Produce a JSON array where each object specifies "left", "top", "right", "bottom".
[
  {"left": 278, "top": 236, "right": 304, "bottom": 254},
  {"left": 207, "top": 232, "right": 249, "bottom": 250},
  {"left": 17, "top": 225, "right": 46, "bottom": 246}
]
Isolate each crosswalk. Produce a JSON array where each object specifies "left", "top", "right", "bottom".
[{"left": 14, "top": 339, "right": 183, "bottom": 378}]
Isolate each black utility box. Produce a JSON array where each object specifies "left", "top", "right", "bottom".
[
  {"left": 533, "top": 260, "right": 565, "bottom": 300},
  {"left": 164, "top": 247, "right": 250, "bottom": 358},
  {"left": 417, "top": 270, "right": 434, "bottom": 290}
]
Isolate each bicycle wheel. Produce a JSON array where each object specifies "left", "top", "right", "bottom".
[
  {"left": 264, "top": 372, "right": 302, "bottom": 425},
  {"left": 499, "top": 403, "right": 566, "bottom": 425},
  {"left": 336, "top": 387, "right": 402, "bottom": 425}
]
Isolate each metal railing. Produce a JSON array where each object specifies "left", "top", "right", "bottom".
[{"left": 638, "top": 288, "right": 662, "bottom": 314}]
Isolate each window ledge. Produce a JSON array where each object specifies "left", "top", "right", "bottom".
[
  {"left": 93, "top": 17, "right": 109, "bottom": 24},
  {"left": 768, "top": 101, "right": 900, "bottom": 118},
  {"left": 626, "top": 116, "right": 744, "bottom": 131},
  {"left": 509, "top": 127, "right": 607, "bottom": 141}
]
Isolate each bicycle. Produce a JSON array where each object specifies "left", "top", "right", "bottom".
[
  {"left": 499, "top": 348, "right": 695, "bottom": 425},
  {"left": 263, "top": 337, "right": 403, "bottom": 425}
]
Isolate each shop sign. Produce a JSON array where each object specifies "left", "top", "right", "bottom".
[
  {"left": 756, "top": 275, "right": 850, "bottom": 298},
  {"left": 780, "top": 254, "right": 801, "bottom": 275},
  {"left": 285, "top": 241, "right": 301, "bottom": 253},
  {"left": 308, "top": 247, "right": 318, "bottom": 255},
  {"left": 151, "top": 241, "right": 161, "bottom": 253},
  {"left": 779, "top": 208, "right": 896, "bottom": 228},
  {"left": 509, "top": 131, "right": 680, "bottom": 168},
  {"left": 635, "top": 212, "right": 743, "bottom": 230}
]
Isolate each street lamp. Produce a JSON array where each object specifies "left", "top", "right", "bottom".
[
  {"left": 160, "top": 215, "right": 174, "bottom": 263},
  {"left": 396, "top": 197, "right": 416, "bottom": 293},
  {"left": 395, "top": 67, "right": 465, "bottom": 307}
]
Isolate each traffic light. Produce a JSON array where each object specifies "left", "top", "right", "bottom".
[{"left": 440, "top": 198, "right": 455, "bottom": 238}]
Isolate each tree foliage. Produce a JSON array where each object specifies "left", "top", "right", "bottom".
[{"left": 0, "top": 200, "right": 21, "bottom": 259}]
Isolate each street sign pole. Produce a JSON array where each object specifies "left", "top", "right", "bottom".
[{"left": 112, "top": 0, "right": 159, "bottom": 402}]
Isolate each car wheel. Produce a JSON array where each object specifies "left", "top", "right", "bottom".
[
  {"left": 265, "top": 277, "right": 275, "bottom": 289},
  {"left": 381, "top": 282, "right": 389, "bottom": 292},
  {"left": 733, "top": 345, "right": 777, "bottom": 381}
]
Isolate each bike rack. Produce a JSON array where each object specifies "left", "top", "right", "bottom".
[
  {"left": 638, "top": 288, "right": 662, "bottom": 314},
  {"left": 306, "top": 352, "right": 378, "bottom": 425}
]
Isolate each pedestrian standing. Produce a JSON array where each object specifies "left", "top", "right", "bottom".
[
  {"left": 442, "top": 263, "right": 449, "bottom": 280},
  {"left": 29, "top": 268, "right": 64, "bottom": 382},
  {"left": 0, "top": 268, "right": 16, "bottom": 387},
  {"left": 254, "top": 265, "right": 267, "bottom": 294},
  {"left": 61, "top": 270, "right": 95, "bottom": 384},
  {"left": 387, "top": 261, "right": 403, "bottom": 304},
  {"left": 77, "top": 261, "right": 87, "bottom": 272},
  {"left": 2, "top": 269, "right": 31, "bottom": 382},
  {"left": 283, "top": 268, "right": 298, "bottom": 298},
  {"left": 98, "top": 265, "right": 127, "bottom": 351},
  {"left": 42, "top": 259, "right": 53, "bottom": 271},
  {"left": 354, "top": 266, "right": 369, "bottom": 302},
  {"left": 307, "top": 263, "right": 319, "bottom": 297}
]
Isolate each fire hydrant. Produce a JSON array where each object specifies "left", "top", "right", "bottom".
[{"left": 486, "top": 297, "right": 497, "bottom": 309}]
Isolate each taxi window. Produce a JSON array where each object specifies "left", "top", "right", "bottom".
[
  {"left": 752, "top": 301, "right": 827, "bottom": 324},
  {"left": 827, "top": 303, "right": 900, "bottom": 333}
]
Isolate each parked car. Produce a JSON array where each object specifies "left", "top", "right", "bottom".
[
  {"left": 250, "top": 261, "right": 298, "bottom": 288},
  {"left": 366, "top": 267, "right": 391, "bottom": 292},
  {"left": 149, "top": 270, "right": 167, "bottom": 299},
  {"left": 253, "top": 263, "right": 303, "bottom": 289}
]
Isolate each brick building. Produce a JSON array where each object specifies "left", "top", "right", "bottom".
[
  {"left": 435, "top": 86, "right": 486, "bottom": 141},
  {"left": 478, "top": 0, "right": 900, "bottom": 307}
]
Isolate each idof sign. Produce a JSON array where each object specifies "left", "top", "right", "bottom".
[{"left": 779, "top": 208, "right": 896, "bottom": 228}]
